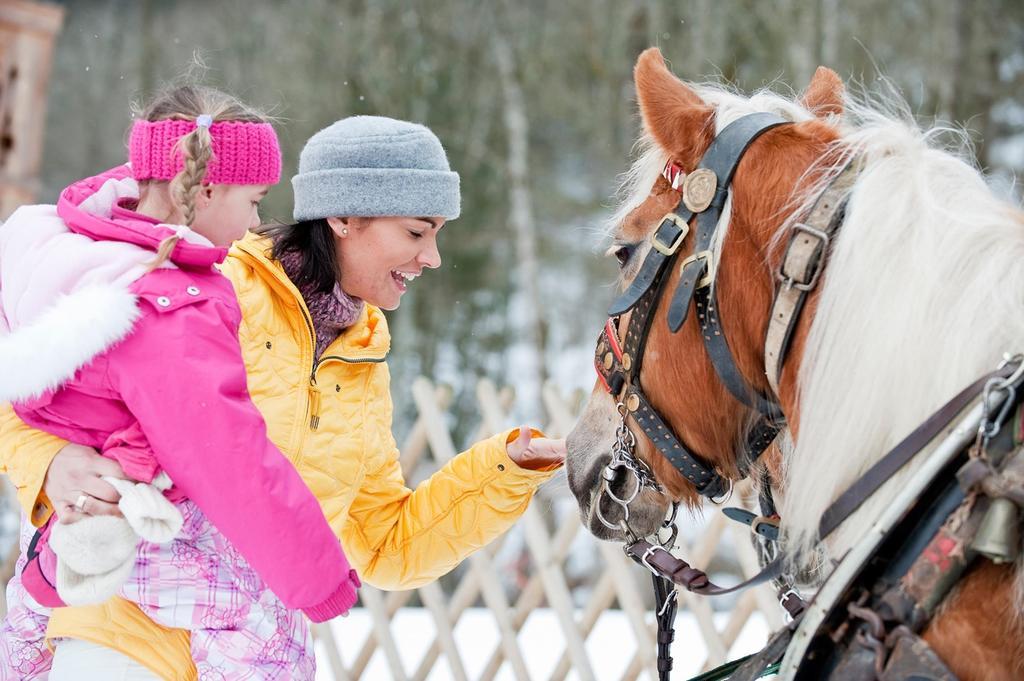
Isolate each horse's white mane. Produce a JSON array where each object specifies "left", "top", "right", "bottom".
[
  {"left": 610, "top": 78, "right": 1024, "bottom": 581},
  {"left": 781, "top": 94, "right": 1024, "bottom": 573}
]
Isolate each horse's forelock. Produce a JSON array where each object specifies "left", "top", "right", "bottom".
[{"left": 603, "top": 133, "right": 668, "bottom": 242}]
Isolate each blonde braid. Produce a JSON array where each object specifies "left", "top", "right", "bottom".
[
  {"left": 145, "top": 235, "right": 180, "bottom": 272},
  {"left": 173, "top": 125, "right": 213, "bottom": 227},
  {"left": 144, "top": 129, "right": 210, "bottom": 271},
  {"left": 147, "top": 118, "right": 213, "bottom": 269}
]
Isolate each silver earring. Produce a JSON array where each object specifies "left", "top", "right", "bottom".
[{"left": 342, "top": 228, "right": 348, "bottom": 235}]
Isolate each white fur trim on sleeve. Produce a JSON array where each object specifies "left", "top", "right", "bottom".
[{"left": 0, "top": 285, "right": 139, "bottom": 403}]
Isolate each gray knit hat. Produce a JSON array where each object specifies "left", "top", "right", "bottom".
[{"left": 291, "top": 116, "right": 460, "bottom": 222}]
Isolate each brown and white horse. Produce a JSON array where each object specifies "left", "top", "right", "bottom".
[{"left": 566, "top": 48, "right": 1024, "bottom": 680}]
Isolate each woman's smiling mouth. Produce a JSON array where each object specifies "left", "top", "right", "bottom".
[{"left": 391, "top": 270, "right": 419, "bottom": 291}]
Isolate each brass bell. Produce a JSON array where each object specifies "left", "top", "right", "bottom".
[{"left": 971, "top": 497, "right": 1021, "bottom": 564}]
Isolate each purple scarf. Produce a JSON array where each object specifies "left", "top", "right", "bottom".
[{"left": 277, "top": 250, "right": 364, "bottom": 359}]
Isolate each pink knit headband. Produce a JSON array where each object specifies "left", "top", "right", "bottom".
[{"left": 128, "top": 118, "right": 282, "bottom": 185}]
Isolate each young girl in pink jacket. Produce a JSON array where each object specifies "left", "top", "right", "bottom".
[{"left": 0, "top": 85, "right": 359, "bottom": 679}]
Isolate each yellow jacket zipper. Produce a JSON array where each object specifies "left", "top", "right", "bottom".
[
  {"left": 290, "top": 296, "right": 321, "bottom": 432},
  {"left": 308, "top": 380, "right": 322, "bottom": 431}
]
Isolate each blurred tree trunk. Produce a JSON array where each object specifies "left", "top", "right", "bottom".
[
  {"left": 139, "top": 0, "right": 156, "bottom": 94},
  {"left": 971, "top": 17, "right": 1000, "bottom": 170},
  {"left": 820, "top": 0, "right": 839, "bottom": 67},
  {"left": 689, "top": 0, "right": 710, "bottom": 76},
  {"left": 789, "top": 1, "right": 816, "bottom": 85},
  {"left": 494, "top": 31, "right": 546, "bottom": 413},
  {"left": 937, "top": 0, "right": 970, "bottom": 123}
]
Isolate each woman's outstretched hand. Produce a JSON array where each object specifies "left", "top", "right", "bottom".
[
  {"left": 505, "top": 427, "right": 566, "bottom": 471},
  {"left": 44, "top": 443, "right": 127, "bottom": 523}
]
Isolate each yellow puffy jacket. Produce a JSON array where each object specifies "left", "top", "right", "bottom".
[{"left": 0, "top": 233, "right": 557, "bottom": 680}]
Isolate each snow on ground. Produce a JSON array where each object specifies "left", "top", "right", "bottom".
[{"left": 315, "top": 607, "right": 769, "bottom": 680}]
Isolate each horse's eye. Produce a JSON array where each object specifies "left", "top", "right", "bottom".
[{"left": 614, "top": 245, "right": 633, "bottom": 268}]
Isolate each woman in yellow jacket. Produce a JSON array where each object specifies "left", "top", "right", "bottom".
[{"left": 0, "top": 116, "right": 563, "bottom": 679}]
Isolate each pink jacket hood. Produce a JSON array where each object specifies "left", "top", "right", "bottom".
[
  {"left": 0, "top": 166, "right": 226, "bottom": 403},
  {"left": 57, "top": 165, "right": 227, "bottom": 269}
]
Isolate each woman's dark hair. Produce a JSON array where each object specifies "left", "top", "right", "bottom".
[{"left": 258, "top": 220, "right": 341, "bottom": 294}]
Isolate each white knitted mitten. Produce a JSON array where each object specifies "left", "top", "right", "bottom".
[
  {"left": 104, "top": 473, "right": 182, "bottom": 543},
  {"left": 47, "top": 474, "right": 181, "bottom": 606},
  {"left": 49, "top": 515, "right": 139, "bottom": 606}
]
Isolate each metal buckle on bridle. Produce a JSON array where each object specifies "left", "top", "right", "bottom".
[
  {"left": 680, "top": 250, "right": 715, "bottom": 288},
  {"left": 777, "top": 222, "right": 830, "bottom": 291},
  {"left": 631, "top": 541, "right": 672, "bottom": 576},
  {"left": 652, "top": 215, "right": 690, "bottom": 256},
  {"left": 778, "top": 588, "right": 803, "bottom": 621}
]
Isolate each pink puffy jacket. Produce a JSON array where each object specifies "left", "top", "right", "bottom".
[{"left": 1, "top": 166, "right": 358, "bottom": 621}]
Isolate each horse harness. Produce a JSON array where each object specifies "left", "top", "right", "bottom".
[
  {"left": 593, "top": 110, "right": 859, "bottom": 515},
  {"left": 594, "top": 113, "right": 790, "bottom": 513},
  {"left": 731, "top": 359, "right": 1024, "bottom": 681},
  {"left": 591, "top": 111, "right": 1024, "bottom": 679},
  {"left": 592, "top": 112, "right": 831, "bottom": 680}
]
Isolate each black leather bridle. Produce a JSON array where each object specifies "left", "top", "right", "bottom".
[
  {"left": 594, "top": 112, "right": 790, "bottom": 502},
  {"left": 591, "top": 112, "right": 800, "bottom": 681}
]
